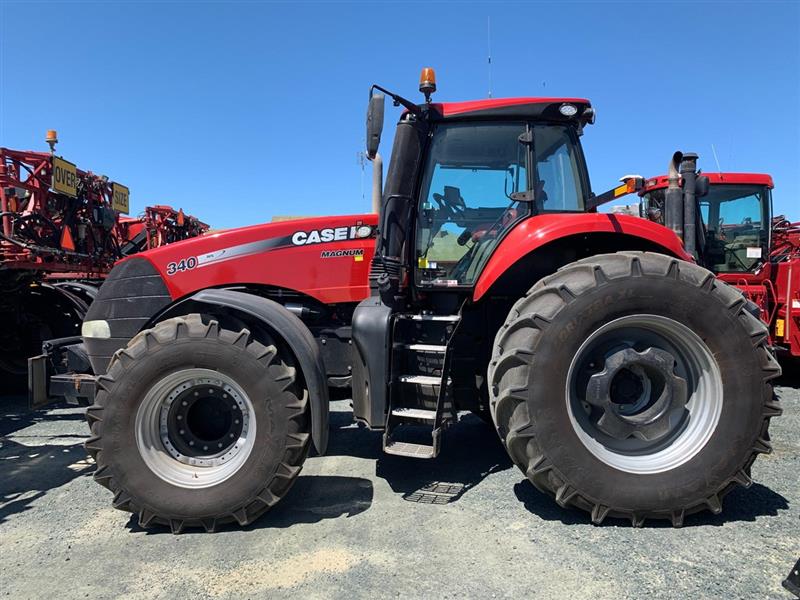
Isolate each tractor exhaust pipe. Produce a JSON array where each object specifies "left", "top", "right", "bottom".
[
  {"left": 665, "top": 151, "right": 684, "bottom": 241},
  {"left": 680, "top": 152, "right": 699, "bottom": 257},
  {"left": 371, "top": 152, "right": 383, "bottom": 215}
]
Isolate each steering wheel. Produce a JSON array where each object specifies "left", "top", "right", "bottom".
[{"left": 432, "top": 190, "right": 466, "bottom": 220}]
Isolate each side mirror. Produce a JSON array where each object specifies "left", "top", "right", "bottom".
[
  {"left": 366, "top": 92, "right": 385, "bottom": 160},
  {"left": 695, "top": 175, "right": 710, "bottom": 198}
]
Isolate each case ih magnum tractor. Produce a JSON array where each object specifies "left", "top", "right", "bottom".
[{"left": 63, "top": 70, "right": 779, "bottom": 532}]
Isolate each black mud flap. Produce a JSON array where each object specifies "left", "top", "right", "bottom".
[
  {"left": 28, "top": 354, "right": 50, "bottom": 409},
  {"left": 785, "top": 557, "right": 800, "bottom": 598}
]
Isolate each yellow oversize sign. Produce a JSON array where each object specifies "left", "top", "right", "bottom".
[
  {"left": 112, "top": 183, "right": 130, "bottom": 214},
  {"left": 52, "top": 156, "right": 78, "bottom": 197}
]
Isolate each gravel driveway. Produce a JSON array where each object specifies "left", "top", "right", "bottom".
[{"left": 1, "top": 379, "right": 798, "bottom": 599}]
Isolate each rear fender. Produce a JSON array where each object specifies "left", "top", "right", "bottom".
[
  {"left": 163, "top": 288, "right": 330, "bottom": 454},
  {"left": 474, "top": 213, "right": 691, "bottom": 301}
]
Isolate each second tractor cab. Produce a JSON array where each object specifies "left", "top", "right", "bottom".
[
  {"left": 640, "top": 171, "right": 774, "bottom": 274},
  {"left": 76, "top": 69, "right": 780, "bottom": 531}
]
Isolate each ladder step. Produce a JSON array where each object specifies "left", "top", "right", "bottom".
[
  {"left": 384, "top": 439, "right": 437, "bottom": 459},
  {"left": 398, "top": 314, "right": 460, "bottom": 322},
  {"left": 391, "top": 407, "right": 437, "bottom": 421},
  {"left": 405, "top": 344, "right": 447, "bottom": 352},
  {"left": 399, "top": 375, "right": 445, "bottom": 385}
]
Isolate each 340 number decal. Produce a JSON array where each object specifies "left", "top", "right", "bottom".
[{"left": 166, "top": 257, "right": 197, "bottom": 276}]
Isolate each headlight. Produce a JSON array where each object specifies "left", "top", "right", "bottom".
[{"left": 82, "top": 320, "right": 111, "bottom": 339}]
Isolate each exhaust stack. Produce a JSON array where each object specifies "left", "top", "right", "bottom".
[
  {"left": 371, "top": 153, "right": 383, "bottom": 215},
  {"left": 664, "top": 151, "right": 684, "bottom": 241},
  {"left": 679, "top": 152, "right": 699, "bottom": 257}
]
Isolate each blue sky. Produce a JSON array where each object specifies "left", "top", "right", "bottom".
[{"left": 1, "top": 1, "right": 798, "bottom": 229}]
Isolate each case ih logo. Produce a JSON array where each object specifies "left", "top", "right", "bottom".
[{"left": 291, "top": 225, "right": 373, "bottom": 246}]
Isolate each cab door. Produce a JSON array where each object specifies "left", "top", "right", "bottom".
[{"left": 700, "top": 184, "right": 772, "bottom": 272}]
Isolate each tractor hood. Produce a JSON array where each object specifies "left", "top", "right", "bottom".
[{"left": 120, "top": 213, "right": 379, "bottom": 305}]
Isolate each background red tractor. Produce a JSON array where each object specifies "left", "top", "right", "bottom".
[
  {"left": 33, "top": 70, "right": 780, "bottom": 532},
  {"left": 633, "top": 171, "right": 800, "bottom": 362}
]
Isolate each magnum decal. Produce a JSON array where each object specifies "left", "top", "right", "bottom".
[{"left": 321, "top": 248, "right": 365, "bottom": 258}]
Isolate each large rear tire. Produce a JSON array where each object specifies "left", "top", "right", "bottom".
[
  {"left": 489, "top": 252, "right": 781, "bottom": 526},
  {"left": 85, "top": 314, "right": 310, "bottom": 532}
]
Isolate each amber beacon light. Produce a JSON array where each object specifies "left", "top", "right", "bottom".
[{"left": 419, "top": 67, "right": 436, "bottom": 102}]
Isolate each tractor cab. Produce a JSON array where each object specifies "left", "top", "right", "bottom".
[
  {"left": 640, "top": 173, "right": 774, "bottom": 273},
  {"left": 354, "top": 69, "right": 599, "bottom": 457},
  {"left": 363, "top": 70, "right": 595, "bottom": 304},
  {"left": 414, "top": 119, "right": 590, "bottom": 288}
]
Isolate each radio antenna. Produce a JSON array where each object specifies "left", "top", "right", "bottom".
[
  {"left": 487, "top": 16, "right": 492, "bottom": 98},
  {"left": 711, "top": 143, "right": 723, "bottom": 173}
]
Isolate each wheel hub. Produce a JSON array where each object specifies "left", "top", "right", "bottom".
[
  {"left": 586, "top": 347, "right": 688, "bottom": 442},
  {"left": 165, "top": 384, "right": 244, "bottom": 458},
  {"left": 566, "top": 314, "right": 723, "bottom": 475},
  {"left": 157, "top": 375, "right": 251, "bottom": 469}
]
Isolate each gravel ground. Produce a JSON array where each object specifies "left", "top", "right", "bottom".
[{"left": 0, "top": 380, "right": 798, "bottom": 600}]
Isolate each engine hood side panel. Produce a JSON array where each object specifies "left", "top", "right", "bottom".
[{"left": 140, "top": 214, "right": 378, "bottom": 305}]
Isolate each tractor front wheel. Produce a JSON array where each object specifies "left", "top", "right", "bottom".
[
  {"left": 489, "top": 252, "right": 781, "bottom": 526},
  {"left": 85, "top": 315, "right": 310, "bottom": 532}
]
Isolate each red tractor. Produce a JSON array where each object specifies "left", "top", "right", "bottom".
[
  {"left": 635, "top": 172, "right": 800, "bottom": 361},
  {"left": 44, "top": 70, "right": 780, "bottom": 531}
]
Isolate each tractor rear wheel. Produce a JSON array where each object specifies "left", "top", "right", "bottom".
[
  {"left": 85, "top": 314, "right": 310, "bottom": 532},
  {"left": 489, "top": 252, "right": 781, "bottom": 526}
]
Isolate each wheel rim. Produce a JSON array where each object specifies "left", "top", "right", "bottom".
[
  {"left": 566, "top": 314, "right": 723, "bottom": 474},
  {"left": 135, "top": 368, "right": 257, "bottom": 489}
]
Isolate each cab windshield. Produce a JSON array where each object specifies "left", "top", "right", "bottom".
[{"left": 414, "top": 122, "right": 587, "bottom": 287}]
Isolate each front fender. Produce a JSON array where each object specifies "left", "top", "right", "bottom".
[
  {"left": 473, "top": 213, "right": 691, "bottom": 301},
  {"left": 186, "top": 289, "right": 330, "bottom": 454}
]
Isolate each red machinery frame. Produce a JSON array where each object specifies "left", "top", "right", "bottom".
[
  {"left": 1, "top": 147, "right": 209, "bottom": 279},
  {"left": 0, "top": 147, "right": 121, "bottom": 277}
]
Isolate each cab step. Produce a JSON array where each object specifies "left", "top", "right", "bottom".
[
  {"left": 403, "top": 343, "right": 447, "bottom": 352},
  {"left": 391, "top": 407, "right": 437, "bottom": 421},
  {"left": 397, "top": 314, "right": 460, "bottom": 322},
  {"left": 383, "top": 431, "right": 441, "bottom": 459},
  {"left": 398, "top": 374, "right": 446, "bottom": 385}
]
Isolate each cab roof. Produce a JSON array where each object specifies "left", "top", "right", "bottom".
[
  {"left": 643, "top": 172, "right": 774, "bottom": 191},
  {"left": 427, "top": 97, "right": 593, "bottom": 123}
]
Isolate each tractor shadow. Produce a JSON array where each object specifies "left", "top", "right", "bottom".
[
  {"left": 0, "top": 394, "right": 93, "bottom": 524},
  {"left": 327, "top": 402, "right": 513, "bottom": 505},
  {"left": 374, "top": 415, "right": 513, "bottom": 505},
  {"left": 0, "top": 394, "right": 87, "bottom": 437},
  {"left": 775, "top": 365, "right": 800, "bottom": 390},
  {"left": 513, "top": 480, "right": 789, "bottom": 528},
  {"left": 125, "top": 473, "right": 376, "bottom": 534},
  {"left": 0, "top": 438, "right": 93, "bottom": 525}
]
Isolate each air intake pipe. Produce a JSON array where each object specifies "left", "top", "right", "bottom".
[
  {"left": 679, "top": 152, "right": 699, "bottom": 257},
  {"left": 664, "top": 151, "right": 684, "bottom": 241}
]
